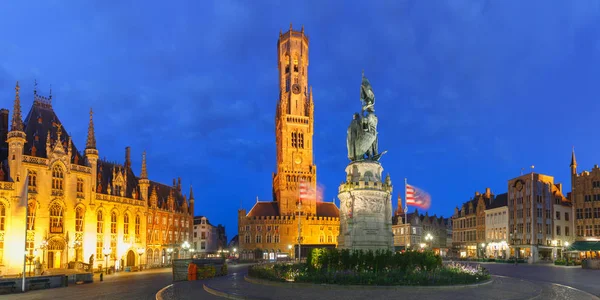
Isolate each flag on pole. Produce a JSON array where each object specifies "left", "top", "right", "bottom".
[
  {"left": 405, "top": 183, "right": 431, "bottom": 209},
  {"left": 20, "top": 173, "right": 29, "bottom": 292},
  {"left": 298, "top": 179, "right": 324, "bottom": 203}
]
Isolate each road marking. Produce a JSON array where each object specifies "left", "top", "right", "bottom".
[{"left": 155, "top": 284, "right": 173, "bottom": 300}]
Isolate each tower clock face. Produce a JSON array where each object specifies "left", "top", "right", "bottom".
[
  {"left": 516, "top": 181, "right": 523, "bottom": 191},
  {"left": 292, "top": 84, "right": 301, "bottom": 94},
  {"left": 294, "top": 156, "right": 302, "bottom": 164}
]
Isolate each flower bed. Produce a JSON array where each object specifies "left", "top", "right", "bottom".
[{"left": 248, "top": 249, "right": 490, "bottom": 286}]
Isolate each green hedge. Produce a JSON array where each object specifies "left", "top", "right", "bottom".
[{"left": 249, "top": 249, "right": 490, "bottom": 286}]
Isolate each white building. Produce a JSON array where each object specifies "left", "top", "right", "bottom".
[
  {"left": 484, "top": 193, "right": 509, "bottom": 259},
  {"left": 552, "top": 197, "right": 574, "bottom": 260},
  {"left": 192, "top": 216, "right": 218, "bottom": 257}
]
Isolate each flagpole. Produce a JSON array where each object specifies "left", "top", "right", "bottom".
[{"left": 21, "top": 175, "right": 29, "bottom": 292}]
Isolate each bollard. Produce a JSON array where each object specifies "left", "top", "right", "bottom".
[
  {"left": 100, "top": 272, "right": 103, "bottom": 281},
  {"left": 65, "top": 275, "right": 69, "bottom": 287}
]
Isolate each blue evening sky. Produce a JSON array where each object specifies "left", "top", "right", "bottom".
[{"left": 1, "top": 1, "right": 600, "bottom": 240}]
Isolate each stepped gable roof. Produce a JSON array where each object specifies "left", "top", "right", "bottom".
[
  {"left": 23, "top": 98, "right": 86, "bottom": 165},
  {"left": 316, "top": 202, "right": 339, "bottom": 218},
  {"left": 149, "top": 180, "right": 187, "bottom": 213},
  {"left": 96, "top": 159, "right": 139, "bottom": 199},
  {"left": 247, "top": 201, "right": 279, "bottom": 217}
]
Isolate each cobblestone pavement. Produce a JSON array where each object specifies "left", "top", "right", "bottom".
[
  {"left": 2, "top": 268, "right": 172, "bottom": 300},
  {"left": 481, "top": 263, "right": 600, "bottom": 297},
  {"left": 163, "top": 264, "right": 598, "bottom": 300}
]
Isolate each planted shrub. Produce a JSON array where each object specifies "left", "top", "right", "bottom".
[{"left": 249, "top": 249, "right": 488, "bottom": 286}]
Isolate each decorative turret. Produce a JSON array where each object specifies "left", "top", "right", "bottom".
[
  {"left": 570, "top": 147, "right": 577, "bottom": 176},
  {"left": 182, "top": 195, "right": 188, "bottom": 214},
  {"left": 124, "top": 146, "right": 131, "bottom": 169},
  {"left": 85, "top": 108, "right": 99, "bottom": 204},
  {"left": 7, "top": 81, "right": 27, "bottom": 182},
  {"left": 139, "top": 151, "right": 150, "bottom": 201},
  {"left": 149, "top": 185, "right": 158, "bottom": 208}
]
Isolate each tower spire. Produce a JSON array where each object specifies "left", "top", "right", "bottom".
[
  {"left": 86, "top": 108, "right": 96, "bottom": 149},
  {"left": 570, "top": 146, "right": 577, "bottom": 168},
  {"left": 11, "top": 81, "right": 23, "bottom": 132},
  {"left": 189, "top": 184, "right": 194, "bottom": 201},
  {"left": 141, "top": 151, "right": 148, "bottom": 179}
]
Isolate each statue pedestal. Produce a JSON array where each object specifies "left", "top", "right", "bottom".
[{"left": 337, "top": 161, "right": 393, "bottom": 251}]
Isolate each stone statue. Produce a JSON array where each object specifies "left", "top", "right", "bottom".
[
  {"left": 89, "top": 254, "right": 94, "bottom": 266},
  {"left": 346, "top": 72, "right": 387, "bottom": 162}
]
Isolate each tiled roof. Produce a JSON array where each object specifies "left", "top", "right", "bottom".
[
  {"left": 22, "top": 101, "right": 86, "bottom": 165},
  {"left": 316, "top": 202, "right": 339, "bottom": 218},
  {"left": 247, "top": 201, "right": 280, "bottom": 217},
  {"left": 150, "top": 180, "right": 187, "bottom": 213},
  {"left": 487, "top": 193, "right": 508, "bottom": 209}
]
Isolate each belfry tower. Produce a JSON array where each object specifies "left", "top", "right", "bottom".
[{"left": 272, "top": 24, "right": 316, "bottom": 216}]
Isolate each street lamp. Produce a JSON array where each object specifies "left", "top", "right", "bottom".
[
  {"left": 26, "top": 250, "right": 37, "bottom": 277},
  {"left": 103, "top": 247, "right": 111, "bottom": 275},
  {"left": 137, "top": 248, "right": 145, "bottom": 271},
  {"left": 287, "top": 244, "right": 292, "bottom": 259},
  {"left": 181, "top": 241, "right": 190, "bottom": 259},
  {"left": 564, "top": 241, "right": 570, "bottom": 261},
  {"left": 167, "top": 248, "right": 173, "bottom": 265},
  {"left": 39, "top": 239, "right": 47, "bottom": 267},
  {"left": 481, "top": 243, "right": 486, "bottom": 258},
  {"left": 425, "top": 233, "right": 433, "bottom": 250}
]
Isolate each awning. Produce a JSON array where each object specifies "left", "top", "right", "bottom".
[{"left": 567, "top": 241, "right": 600, "bottom": 252}]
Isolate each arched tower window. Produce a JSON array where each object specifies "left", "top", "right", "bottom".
[
  {"left": 75, "top": 206, "right": 84, "bottom": 232},
  {"left": 97, "top": 211, "right": 104, "bottom": 234},
  {"left": 111, "top": 212, "right": 117, "bottom": 234},
  {"left": 52, "top": 165, "right": 64, "bottom": 195},
  {"left": 49, "top": 203, "right": 64, "bottom": 233}
]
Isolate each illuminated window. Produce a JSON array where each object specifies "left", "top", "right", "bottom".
[
  {"left": 124, "top": 213, "right": 129, "bottom": 235},
  {"left": 51, "top": 165, "right": 64, "bottom": 194},
  {"left": 49, "top": 203, "right": 64, "bottom": 233},
  {"left": 75, "top": 207, "right": 84, "bottom": 232},
  {"left": 27, "top": 203, "right": 36, "bottom": 230},
  {"left": 96, "top": 238, "right": 103, "bottom": 260},
  {"left": 135, "top": 215, "right": 141, "bottom": 235},
  {"left": 28, "top": 170, "right": 37, "bottom": 192},
  {"left": 97, "top": 211, "right": 104, "bottom": 234},
  {"left": 111, "top": 212, "right": 117, "bottom": 234},
  {"left": 77, "top": 178, "right": 84, "bottom": 193}
]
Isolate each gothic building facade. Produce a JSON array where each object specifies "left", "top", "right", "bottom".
[
  {"left": 237, "top": 26, "right": 339, "bottom": 260},
  {"left": 0, "top": 82, "right": 193, "bottom": 275}
]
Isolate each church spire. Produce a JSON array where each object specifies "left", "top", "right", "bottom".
[
  {"left": 86, "top": 108, "right": 96, "bottom": 149},
  {"left": 141, "top": 151, "right": 148, "bottom": 179},
  {"left": 11, "top": 81, "right": 23, "bottom": 132},
  {"left": 571, "top": 146, "right": 577, "bottom": 176},
  {"left": 189, "top": 185, "right": 194, "bottom": 202}
]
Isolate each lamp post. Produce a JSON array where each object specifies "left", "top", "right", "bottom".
[
  {"left": 287, "top": 244, "right": 292, "bottom": 259},
  {"left": 167, "top": 248, "right": 173, "bottom": 265},
  {"left": 564, "top": 241, "right": 570, "bottom": 261},
  {"left": 181, "top": 241, "right": 190, "bottom": 259},
  {"left": 137, "top": 248, "right": 145, "bottom": 271},
  {"left": 26, "top": 250, "right": 37, "bottom": 277},
  {"left": 425, "top": 233, "right": 433, "bottom": 250},
  {"left": 39, "top": 239, "right": 47, "bottom": 268},
  {"left": 233, "top": 248, "right": 237, "bottom": 259},
  {"left": 103, "top": 247, "right": 111, "bottom": 275}
]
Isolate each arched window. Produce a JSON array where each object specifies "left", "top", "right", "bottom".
[
  {"left": 51, "top": 165, "right": 64, "bottom": 195},
  {"left": 75, "top": 207, "right": 84, "bottom": 232},
  {"left": 147, "top": 248, "right": 153, "bottom": 265},
  {"left": 28, "top": 170, "right": 37, "bottom": 192},
  {"left": 97, "top": 211, "right": 104, "bottom": 234},
  {"left": 111, "top": 212, "right": 117, "bottom": 234},
  {"left": 49, "top": 203, "right": 64, "bottom": 233},
  {"left": 124, "top": 213, "right": 130, "bottom": 235},
  {"left": 135, "top": 215, "right": 141, "bottom": 235},
  {"left": 27, "top": 202, "right": 36, "bottom": 230}
]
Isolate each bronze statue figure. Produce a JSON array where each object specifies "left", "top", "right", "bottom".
[{"left": 346, "top": 71, "right": 387, "bottom": 162}]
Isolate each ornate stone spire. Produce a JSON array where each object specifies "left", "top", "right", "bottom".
[
  {"left": 86, "top": 108, "right": 96, "bottom": 149},
  {"left": 189, "top": 185, "right": 194, "bottom": 202},
  {"left": 11, "top": 81, "right": 23, "bottom": 132},
  {"left": 570, "top": 146, "right": 577, "bottom": 168},
  {"left": 141, "top": 151, "right": 148, "bottom": 179}
]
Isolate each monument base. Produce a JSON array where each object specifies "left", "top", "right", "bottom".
[{"left": 337, "top": 161, "right": 393, "bottom": 252}]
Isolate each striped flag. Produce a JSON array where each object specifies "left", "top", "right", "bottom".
[
  {"left": 298, "top": 179, "right": 323, "bottom": 203},
  {"left": 406, "top": 183, "right": 431, "bottom": 209}
]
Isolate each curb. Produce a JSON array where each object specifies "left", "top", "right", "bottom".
[
  {"left": 203, "top": 283, "right": 263, "bottom": 300},
  {"left": 155, "top": 284, "right": 173, "bottom": 300},
  {"left": 244, "top": 275, "right": 494, "bottom": 290}
]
